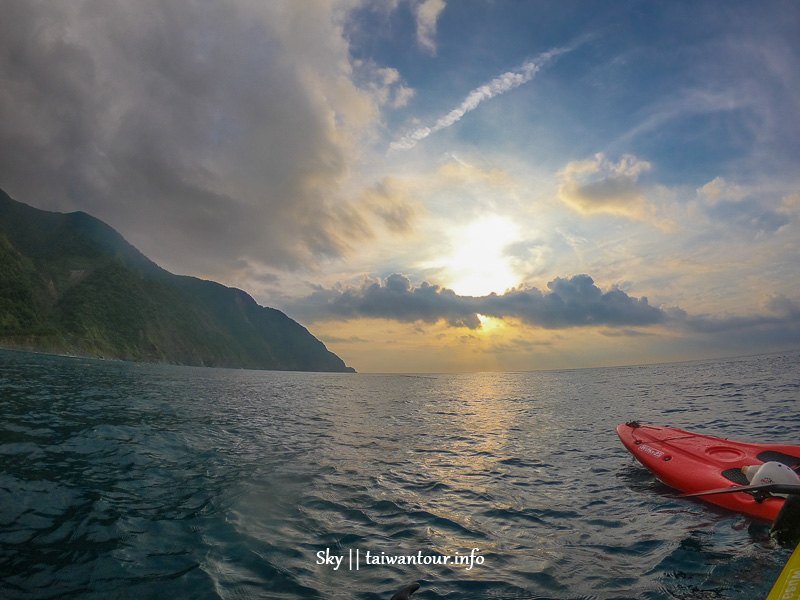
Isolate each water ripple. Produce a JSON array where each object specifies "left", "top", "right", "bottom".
[{"left": 1, "top": 349, "right": 799, "bottom": 598}]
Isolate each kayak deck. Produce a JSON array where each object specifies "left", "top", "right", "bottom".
[{"left": 617, "top": 422, "right": 800, "bottom": 521}]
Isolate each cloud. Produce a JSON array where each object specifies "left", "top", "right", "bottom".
[
  {"left": 320, "top": 335, "right": 371, "bottom": 344},
  {"left": 557, "top": 153, "right": 661, "bottom": 223},
  {"left": 484, "top": 275, "right": 667, "bottom": 328},
  {"left": 482, "top": 338, "right": 554, "bottom": 354},
  {"left": 354, "top": 61, "right": 415, "bottom": 108},
  {"left": 413, "top": 0, "right": 447, "bottom": 55},
  {"left": 616, "top": 88, "right": 753, "bottom": 151},
  {"left": 670, "top": 301, "right": 800, "bottom": 344},
  {"left": 290, "top": 273, "right": 668, "bottom": 330},
  {"left": 709, "top": 200, "right": 790, "bottom": 234},
  {"left": 780, "top": 193, "right": 800, "bottom": 215},
  {"left": 0, "top": 1, "right": 395, "bottom": 277},
  {"left": 298, "top": 273, "right": 484, "bottom": 328},
  {"left": 356, "top": 177, "right": 420, "bottom": 234},
  {"left": 697, "top": 177, "right": 748, "bottom": 205},
  {"left": 764, "top": 294, "right": 800, "bottom": 318},
  {"left": 599, "top": 329, "right": 655, "bottom": 338},
  {"left": 696, "top": 177, "right": 790, "bottom": 234},
  {"left": 287, "top": 273, "right": 800, "bottom": 356},
  {"left": 646, "top": 293, "right": 800, "bottom": 353},
  {"left": 778, "top": 194, "right": 800, "bottom": 217},
  {"left": 390, "top": 45, "right": 572, "bottom": 151}
]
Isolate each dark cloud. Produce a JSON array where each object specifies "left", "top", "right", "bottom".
[
  {"left": 483, "top": 275, "right": 666, "bottom": 328},
  {"left": 637, "top": 293, "right": 800, "bottom": 356},
  {"left": 302, "top": 273, "right": 483, "bottom": 329},
  {"left": 289, "top": 274, "right": 800, "bottom": 351},
  {"left": 291, "top": 273, "right": 668, "bottom": 330},
  {"left": 677, "top": 304, "right": 800, "bottom": 336},
  {"left": 765, "top": 294, "right": 800, "bottom": 318},
  {"left": 0, "top": 1, "right": 394, "bottom": 276}
]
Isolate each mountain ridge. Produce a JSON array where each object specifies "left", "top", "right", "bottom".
[{"left": 0, "top": 188, "right": 355, "bottom": 372}]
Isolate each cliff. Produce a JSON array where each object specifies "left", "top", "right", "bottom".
[{"left": 0, "top": 188, "right": 355, "bottom": 372}]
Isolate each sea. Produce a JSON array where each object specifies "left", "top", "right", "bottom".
[{"left": 1, "top": 348, "right": 800, "bottom": 600}]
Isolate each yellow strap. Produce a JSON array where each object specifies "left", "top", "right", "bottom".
[{"left": 767, "top": 542, "right": 800, "bottom": 600}]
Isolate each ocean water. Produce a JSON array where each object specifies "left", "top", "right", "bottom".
[{"left": 1, "top": 349, "right": 800, "bottom": 600}]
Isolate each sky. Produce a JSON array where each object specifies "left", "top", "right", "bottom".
[{"left": 1, "top": 0, "right": 799, "bottom": 372}]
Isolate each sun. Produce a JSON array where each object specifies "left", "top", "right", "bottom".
[{"left": 443, "top": 215, "right": 521, "bottom": 297}]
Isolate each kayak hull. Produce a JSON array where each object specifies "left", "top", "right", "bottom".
[{"left": 617, "top": 422, "right": 800, "bottom": 522}]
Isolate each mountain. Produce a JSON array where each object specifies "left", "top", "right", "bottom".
[{"left": 0, "top": 188, "right": 355, "bottom": 372}]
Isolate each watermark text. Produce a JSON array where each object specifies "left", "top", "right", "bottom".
[{"left": 315, "top": 547, "right": 485, "bottom": 571}]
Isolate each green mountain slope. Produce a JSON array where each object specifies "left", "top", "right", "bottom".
[{"left": 0, "top": 188, "right": 355, "bottom": 372}]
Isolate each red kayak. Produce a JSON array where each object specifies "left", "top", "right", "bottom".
[{"left": 617, "top": 422, "right": 800, "bottom": 521}]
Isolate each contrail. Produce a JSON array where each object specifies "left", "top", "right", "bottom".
[{"left": 390, "top": 44, "right": 576, "bottom": 151}]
